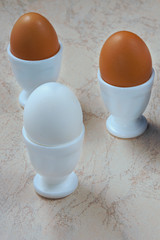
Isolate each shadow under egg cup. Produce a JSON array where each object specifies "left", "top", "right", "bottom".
[
  {"left": 98, "top": 69, "right": 155, "bottom": 138},
  {"left": 22, "top": 125, "right": 85, "bottom": 199},
  {"left": 7, "top": 42, "right": 63, "bottom": 107}
]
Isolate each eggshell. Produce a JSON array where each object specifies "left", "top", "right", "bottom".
[
  {"left": 24, "top": 82, "right": 83, "bottom": 147},
  {"left": 99, "top": 31, "right": 152, "bottom": 87},
  {"left": 10, "top": 12, "right": 60, "bottom": 60}
]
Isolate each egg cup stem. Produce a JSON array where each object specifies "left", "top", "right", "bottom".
[
  {"left": 33, "top": 172, "right": 78, "bottom": 199},
  {"left": 106, "top": 115, "right": 148, "bottom": 138},
  {"left": 19, "top": 90, "right": 30, "bottom": 108}
]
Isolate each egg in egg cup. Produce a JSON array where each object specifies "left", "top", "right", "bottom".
[
  {"left": 22, "top": 82, "right": 85, "bottom": 198},
  {"left": 8, "top": 12, "right": 63, "bottom": 107},
  {"left": 98, "top": 31, "right": 154, "bottom": 138}
]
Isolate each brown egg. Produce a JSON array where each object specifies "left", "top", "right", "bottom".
[
  {"left": 10, "top": 12, "right": 60, "bottom": 60},
  {"left": 99, "top": 31, "right": 152, "bottom": 87}
]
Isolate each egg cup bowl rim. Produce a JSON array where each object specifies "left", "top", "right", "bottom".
[
  {"left": 7, "top": 40, "right": 63, "bottom": 63},
  {"left": 22, "top": 124, "right": 85, "bottom": 149},
  {"left": 97, "top": 68, "right": 155, "bottom": 91}
]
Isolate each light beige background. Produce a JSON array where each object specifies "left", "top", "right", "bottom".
[{"left": 1, "top": 0, "right": 160, "bottom": 239}]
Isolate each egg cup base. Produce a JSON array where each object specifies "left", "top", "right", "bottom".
[
  {"left": 33, "top": 172, "right": 78, "bottom": 199},
  {"left": 106, "top": 115, "right": 148, "bottom": 138},
  {"left": 19, "top": 90, "right": 29, "bottom": 107}
]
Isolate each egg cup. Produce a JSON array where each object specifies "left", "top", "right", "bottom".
[
  {"left": 22, "top": 125, "right": 85, "bottom": 199},
  {"left": 7, "top": 42, "right": 63, "bottom": 107},
  {"left": 98, "top": 69, "right": 155, "bottom": 138}
]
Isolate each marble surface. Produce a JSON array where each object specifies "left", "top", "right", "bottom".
[{"left": 1, "top": 0, "right": 160, "bottom": 239}]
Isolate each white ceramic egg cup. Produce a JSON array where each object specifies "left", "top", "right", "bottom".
[
  {"left": 98, "top": 69, "right": 155, "bottom": 138},
  {"left": 23, "top": 125, "right": 85, "bottom": 199},
  {"left": 7, "top": 42, "right": 63, "bottom": 107}
]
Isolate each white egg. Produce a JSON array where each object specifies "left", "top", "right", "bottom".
[{"left": 23, "top": 82, "right": 83, "bottom": 146}]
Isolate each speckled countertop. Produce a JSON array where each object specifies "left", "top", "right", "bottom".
[{"left": 1, "top": 0, "right": 160, "bottom": 239}]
